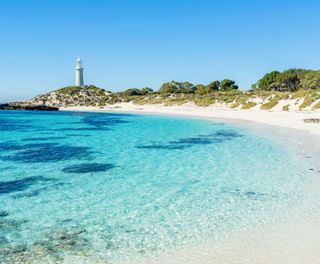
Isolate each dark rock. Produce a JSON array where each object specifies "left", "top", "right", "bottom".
[
  {"left": 0, "top": 103, "right": 58, "bottom": 111},
  {"left": 304, "top": 118, "right": 320, "bottom": 123}
]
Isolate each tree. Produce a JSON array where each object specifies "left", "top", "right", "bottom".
[
  {"left": 254, "top": 71, "right": 280, "bottom": 90},
  {"left": 300, "top": 71, "right": 320, "bottom": 90},
  {"left": 220, "top": 79, "right": 239, "bottom": 90},
  {"left": 180, "top": 82, "right": 195, "bottom": 93},
  {"left": 195, "top": 84, "right": 208, "bottom": 95},
  {"left": 276, "top": 69, "right": 301, "bottom": 91},
  {"left": 253, "top": 69, "right": 317, "bottom": 91},
  {"left": 123, "top": 88, "right": 142, "bottom": 96},
  {"left": 159, "top": 81, "right": 179, "bottom": 93},
  {"left": 140, "top": 87, "right": 153, "bottom": 95},
  {"left": 206, "top": 81, "right": 220, "bottom": 92},
  {"left": 159, "top": 81, "right": 195, "bottom": 94}
]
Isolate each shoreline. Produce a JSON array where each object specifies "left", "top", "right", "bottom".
[
  {"left": 60, "top": 103, "right": 320, "bottom": 264},
  {"left": 61, "top": 102, "right": 320, "bottom": 137}
]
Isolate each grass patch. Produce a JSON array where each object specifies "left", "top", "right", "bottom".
[
  {"left": 311, "top": 101, "right": 320, "bottom": 110},
  {"left": 299, "top": 96, "right": 316, "bottom": 110},
  {"left": 260, "top": 97, "right": 280, "bottom": 110},
  {"left": 194, "top": 96, "right": 216, "bottom": 107},
  {"left": 241, "top": 102, "right": 257, "bottom": 109},
  {"left": 231, "top": 102, "right": 241, "bottom": 109},
  {"left": 282, "top": 104, "right": 290, "bottom": 111}
]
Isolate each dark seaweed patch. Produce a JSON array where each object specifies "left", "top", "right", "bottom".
[
  {"left": 231, "top": 189, "right": 273, "bottom": 200},
  {"left": 45, "top": 113, "right": 132, "bottom": 132},
  {"left": 0, "top": 119, "right": 32, "bottom": 132},
  {"left": 0, "top": 166, "right": 14, "bottom": 171},
  {"left": 65, "top": 134, "right": 90, "bottom": 137},
  {"left": 40, "top": 132, "right": 56, "bottom": 135},
  {"left": 0, "top": 235, "right": 9, "bottom": 245},
  {"left": 0, "top": 211, "right": 9, "bottom": 217},
  {"left": 81, "top": 113, "right": 130, "bottom": 129},
  {"left": 136, "top": 144, "right": 188, "bottom": 150},
  {"left": 62, "top": 163, "right": 115, "bottom": 174},
  {"left": 0, "top": 142, "right": 57, "bottom": 152},
  {"left": 0, "top": 176, "right": 54, "bottom": 194},
  {"left": 54, "top": 127, "right": 107, "bottom": 132},
  {"left": 137, "top": 130, "right": 243, "bottom": 150},
  {"left": 0, "top": 141, "right": 30, "bottom": 152},
  {"left": 2, "top": 143, "right": 92, "bottom": 163},
  {"left": 12, "top": 187, "right": 48, "bottom": 199},
  {"left": 22, "top": 137, "right": 65, "bottom": 142}
]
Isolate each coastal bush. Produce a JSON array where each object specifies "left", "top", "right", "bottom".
[
  {"left": 241, "top": 102, "right": 257, "bottom": 109},
  {"left": 159, "top": 81, "right": 195, "bottom": 94},
  {"left": 215, "top": 90, "right": 242, "bottom": 103},
  {"left": 206, "top": 81, "right": 221, "bottom": 92},
  {"left": 312, "top": 102, "right": 320, "bottom": 110},
  {"left": 291, "top": 90, "right": 310, "bottom": 99},
  {"left": 282, "top": 104, "right": 290, "bottom": 111},
  {"left": 122, "top": 87, "right": 153, "bottom": 96},
  {"left": 260, "top": 97, "right": 280, "bottom": 110},
  {"left": 231, "top": 102, "right": 240, "bottom": 108},
  {"left": 253, "top": 69, "right": 320, "bottom": 92},
  {"left": 164, "top": 98, "right": 190, "bottom": 106},
  {"left": 194, "top": 96, "right": 216, "bottom": 106},
  {"left": 300, "top": 71, "right": 320, "bottom": 90},
  {"left": 299, "top": 96, "right": 315, "bottom": 110},
  {"left": 58, "top": 86, "right": 82, "bottom": 95},
  {"left": 194, "top": 85, "right": 208, "bottom": 95},
  {"left": 220, "top": 79, "right": 239, "bottom": 91},
  {"left": 159, "top": 79, "right": 238, "bottom": 94}
]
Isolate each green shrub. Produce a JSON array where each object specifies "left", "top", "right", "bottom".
[
  {"left": 311, "top": 102, "right": 320, "bottom": 110},
  {"left": 282, "top": 104, "right": 290, "bottom": 111},
  {"left": 299, "top": 96, "right": 315, "bottom": 110},
  {"left": 241, "top": 102, "right": 257, "bottom": 109},
  {"left": 194, "top": 96, "right": 216, "bottom": 106},
  {"left": 231, "top": 102, "right": 240, "bottom": 108},
  {"left": 260, "top": 97, "right": 280, "bottom": 110}
]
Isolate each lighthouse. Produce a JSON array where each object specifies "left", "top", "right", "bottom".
[{"left": 75, "top": 58, "right": 84, "bottom": 87}]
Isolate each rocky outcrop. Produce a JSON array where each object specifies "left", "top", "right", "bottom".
[
  {"left": 29, "top": 85, "right": 118, "bottom": 107},
  {"left": 0, "top": 102, "right": 59, "bottom": 111}
]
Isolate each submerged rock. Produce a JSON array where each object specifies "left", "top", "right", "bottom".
[{"left": 0, "top": 227, "right": 95, "bottom": 264}]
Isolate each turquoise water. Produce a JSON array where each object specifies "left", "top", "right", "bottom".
[{"left": 0, "top": 110, "right": 316, "bottom": 263}]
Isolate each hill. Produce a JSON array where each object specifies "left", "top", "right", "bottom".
[{"left": 28, "top": 85, "right": 122, "bottom": 107}]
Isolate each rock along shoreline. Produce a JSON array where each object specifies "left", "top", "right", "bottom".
[{"left": 0, "top": 103, "right": 59, "bottom": 111}]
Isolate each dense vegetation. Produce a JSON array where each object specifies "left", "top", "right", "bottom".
[
  {"left": 252, "top": 69, "right": 320, "bottom": 91},
  {"left": 29, "top": 69, "right": 320, "bottom": 111},
  {"left": 158, "top": 79, "right": 238, "bottom": 94}
]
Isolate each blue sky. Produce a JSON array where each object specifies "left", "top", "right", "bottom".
[{"left": 1, "top": 0, "right": 320, "bottom": 101}]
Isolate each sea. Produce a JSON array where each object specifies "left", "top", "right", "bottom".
[{"left": 0, "top": 110, "right": 319, "bottom": 263}]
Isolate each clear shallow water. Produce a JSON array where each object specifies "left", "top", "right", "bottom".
[{"left": 0, "top": 110, "right": 317, "bottom": 263}]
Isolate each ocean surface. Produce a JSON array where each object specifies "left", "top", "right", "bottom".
[{"left": 0, "top": 110, "right": 318, "bottom": 263}]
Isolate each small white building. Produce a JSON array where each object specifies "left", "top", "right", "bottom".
[{"left": 75, "top": 58, "right": 84, "bottom": 87}]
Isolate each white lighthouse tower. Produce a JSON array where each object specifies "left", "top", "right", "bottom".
[{"left": 75, "top": 58, "right": 84, "bottom": 87}]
